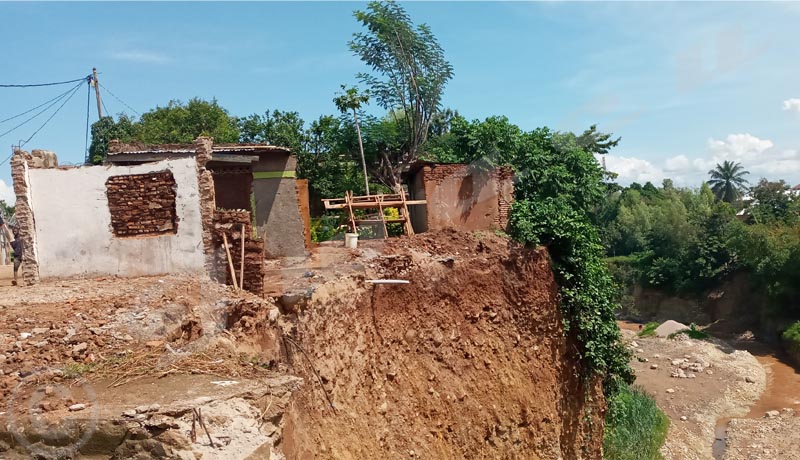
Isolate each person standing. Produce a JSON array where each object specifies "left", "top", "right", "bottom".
[{"left": 11, "top": 228, "right": 23, "bottom": 286}]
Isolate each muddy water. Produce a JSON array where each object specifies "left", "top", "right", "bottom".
[{"left": 712, "top": 340, "right": 800, "bottom": 459}]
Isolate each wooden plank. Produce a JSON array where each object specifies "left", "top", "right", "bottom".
[
  {"left": 324, "top": 200, "right": 427, "bottom": 210},
  {"left": 222, "top": 233, "right": 239, "bottom": 291},
  {"left": 239, "top": 223, "right": 245, "bottom": 291}
]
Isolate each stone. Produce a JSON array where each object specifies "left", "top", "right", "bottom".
[
  {"left": 765, "top": 410, "right": 780, "bottom": 418},
  {"left": 680, "top": 416, "right": 688, "bottom": 421},
  {"left": 377, "top": 401, "right": 388, "bottom": 414},
  {"left": 145, "top": 340, "right": 164, "bottom": 349},
  {"left": 72, "top": 342, "right": 88, "bottom": 354},
  {"left": 745, "top": 376, "right": 756, "bottom": 383},
  {"left": 650, "top": 364, "right": 659, "bottom": 370},
  {"left": 122, "top": 409, "right": 137, "bottom": 418},
  {"left": 268, "top": 308, "right": 280, "bottom": 323},
  {"left": 666, "top": 388, "right": 676, "bottom": 394},
  {"left": 68, "top": 404, "right": 86, "bottom": 411},
  {"left": 135, "top": 403, "right": 161, "bottom": 414}
]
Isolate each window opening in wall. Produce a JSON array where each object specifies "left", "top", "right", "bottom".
[{"left": 106, "top": 171, "right": 178, "bottom": 237}]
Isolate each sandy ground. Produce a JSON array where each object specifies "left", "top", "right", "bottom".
[
  {"left": 620, "top": 326, "right": 766, "bottom": 460},
  {"left": 621, "top": 322, "right": 800, "bottom": 460}
]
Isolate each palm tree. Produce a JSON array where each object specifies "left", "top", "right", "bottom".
[{"left": 707, "top": 160, "right": 750, "bottom": 203}]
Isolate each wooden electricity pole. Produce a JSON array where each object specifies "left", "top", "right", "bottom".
[{"left": 92, "top": 67, "right": 103, "bottom": 119}]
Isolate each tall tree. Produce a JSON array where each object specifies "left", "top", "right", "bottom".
[
  {"left": 575, "top": 124, "right": 621, "bottom": 155},
  {"left": 333, "top": 85, "right": 371, "bottom": 195},
  {"left": 707, "top": 160, "right": 750, "bottom": 203},
  {"left": 238, "top": 109, "right": 305, "bottom": 151},
  {"left": 350, "top": 1, "right": 454, "bottom": 189}
]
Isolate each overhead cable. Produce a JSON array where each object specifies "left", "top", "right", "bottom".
[
  {"left": 99, "top": 82, "right": 141, "bottom": 116},
  {"left": 20, "top": 81, "right": 84, "bottom": 147},
  {"left": 0, "top": 81, "right": 84, "bottom": 140},
  {"left": 0, "top": 76, "right": 90, "bottom": 88},
  {"left": 0, "top": 85, "right": 83, "bottom": 125}
]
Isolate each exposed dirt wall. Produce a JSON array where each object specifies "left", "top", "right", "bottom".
[{"left": 282, "top": 231, "right": 604, "bottom": 459}]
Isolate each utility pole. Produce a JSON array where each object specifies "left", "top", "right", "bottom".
[{"left": 92, "top": 68, "right": 103, "bottom": 119}]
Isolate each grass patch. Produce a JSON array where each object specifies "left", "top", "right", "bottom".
[
  {"left": 668, "top": 323, "right": 709, "bottom": 340},
  {"left": 604, "top": 385, "right": 669, "bottom": 460},
  {"left": 638, "top": 322, "right": 660, "bottom": 337},
  {"left": 63, "top": 362, "right": 97, "bottom": 379}
]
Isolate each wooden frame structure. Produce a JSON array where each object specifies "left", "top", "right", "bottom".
[{"left": 322, "top": 191, "right": 426, "bottom": 238}]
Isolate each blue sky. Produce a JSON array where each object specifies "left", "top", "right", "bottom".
[{"left": 1, "top": 1, "right": 799, "bottom": 202}]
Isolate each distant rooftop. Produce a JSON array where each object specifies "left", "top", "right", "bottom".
[{"left": 107, "top": 140, "right": 292, "bottom": 156}]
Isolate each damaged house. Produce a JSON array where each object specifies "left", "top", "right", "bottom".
[{"left": 11, "top": 137, "right": 310, "bottom": 292}]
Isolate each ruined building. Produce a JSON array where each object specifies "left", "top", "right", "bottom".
[{"left": 10, "top": 138, "right": 310, "bottom": 290}]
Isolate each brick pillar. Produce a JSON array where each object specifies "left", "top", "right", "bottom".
[
  {"left": 10, "top": 150, "right": 39, "bottom": 285},
  {"left": 194, "top": 136, "right": 216, "bottom": 273}
]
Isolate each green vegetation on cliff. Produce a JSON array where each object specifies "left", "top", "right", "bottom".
[{"left": 604, "top": 385, "right": 669, "bottom": 460}]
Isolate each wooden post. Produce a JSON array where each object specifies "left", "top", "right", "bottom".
[
  {"left": 92, "top": 68, "right": 103, "bottom": 119},
  {"left": 377, "top": 195, "right": 388, "bottom": 239},
  {"left": 239, "top": 224, "right": 246, "bottom": 291},
  {"left": 222, "top": 232, "right": 239, "bottom": 291}
]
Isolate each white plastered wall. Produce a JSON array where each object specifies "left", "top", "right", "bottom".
[{"left": 27, "top": 158, "right": 205, "bottom": 279}]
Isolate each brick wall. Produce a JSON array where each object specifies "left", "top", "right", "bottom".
[
  {"left": 416, "top": 164, "right": 514, "bottom": 232},
  {"left": 10, "top": 150, "right": 39, "bottom": 285},
  {"left": 212, "top": 209, "right": 266, "bottom": 294},
  {"left": 106, "top": 171, "right": 178, "bottom": 237}
]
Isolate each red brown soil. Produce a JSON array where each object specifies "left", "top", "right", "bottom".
[{"left": 282, "top": 230, "right": 604, "bottom": 460}]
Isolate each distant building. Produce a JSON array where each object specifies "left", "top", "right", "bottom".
[{"left": 405, "top": 162, "right": 514, "bottom": 233}]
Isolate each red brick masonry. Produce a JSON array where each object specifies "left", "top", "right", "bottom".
[{"left": 106, "top": 171, "right": 178, "bottom": 237}]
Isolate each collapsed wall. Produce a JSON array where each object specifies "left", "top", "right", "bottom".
[
  {"left": 212, "top": 209, "right": 266, "bottom": 294},
  {"left": 10, "top": 151, "right": 205, "bottom": 281},
  {"left": 281, "top": 230, "right": 604, "bottom": 459}
]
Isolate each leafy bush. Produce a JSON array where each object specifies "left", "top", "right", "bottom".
[
  {"left": 310, "top": 215, "right": 344, "bottom": 243},
  {"left": 782, "top": 321, "right": 800, "bottom": 355},
  {"left": 638, "top": 322, "right": 660, "bottom": 337},
  {"left": 508, "top": 128, "right": 632, "bottom": 387},
  {"left": 604, "top": 385, "right": 669, "bottom": 460}
]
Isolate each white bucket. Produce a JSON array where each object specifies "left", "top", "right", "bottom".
[{"left": 344, "top": 232, "right": 359, "bottom": 249}]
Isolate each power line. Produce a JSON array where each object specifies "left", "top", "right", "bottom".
[
  {"left": 20, "top": 82, "right": 84, "bottom": 147},
  {"left": 0, "top": 76, "right": 89, "bottom": 88},
  {"left": 0, "top": 84, "right": 85, "bottom": 125},
  {"left": 0, "top": 81, "right": 84, "bottom": 140},
  {"left": 99, "top": 82, "right": 141, "bottom": 117}
]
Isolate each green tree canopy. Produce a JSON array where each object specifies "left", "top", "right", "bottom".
[
  {"left": 350, "top": 1, "right": 454, "bottom": 188},
  {"left": 707, "top": 160, "right": 750, "bottom": 203},
  {"left": 89, "top": 98, "right": 240, "bottom": 164}
]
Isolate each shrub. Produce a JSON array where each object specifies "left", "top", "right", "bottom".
[
  {"left": 638, "top": 322, "right": 660, "bottom": 337},
  {"left": 669, "top": 323, "right": 709, "bottom": 340},
  {"left": 782, "top": 321, "right": 800, "bottom": 355},
  {"left": 604, "top": 385, "right": 669, "bottom": 460},
  {"left": 311, "top": 215, "right": 343, "bottom": 243}
]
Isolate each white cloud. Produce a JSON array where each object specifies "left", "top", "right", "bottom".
[
  {"left": 664, "top": 154, "right": 690, "bottom": 172},
  {"left": 598, "top": 154, "right": 665, "bottom": 185},
  {"left": 783, "top": 98, "right": 800, "bottom": 112},
  {"left": 707, "top": 133, "right": 773, "bottom": 160},
  {"left": 0, "top": 180, "right": 14, "bottom": 204},
  {"left": 110, "top": 50, "right": 172, "bottom": 64}
]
